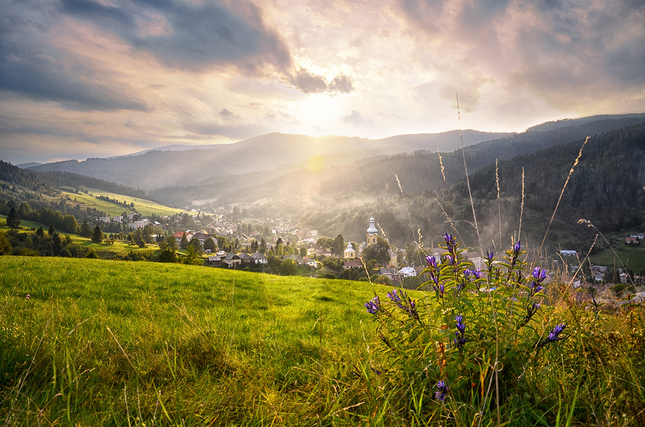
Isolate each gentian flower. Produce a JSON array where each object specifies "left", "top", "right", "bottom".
[
  {"left": 364, "top": 296, "right": 381, "bottom": 315},
  {"left": 513, "top": 240, "right": 521, "bottom": 256},
  {"left": 486, "top": 251, "right": 494, "bottom": 262},
  {"left": 532, "top": 267, "right": 547, "bottom": 283},
  {"left": 443, "top": 233, "right": 456, "bottom": 253},
  {"left": 426, "top": 255, "right": 437, "bottom": 269},
  {"left": 538, "top": 323, "right": 567, "bottom": 347},
  {"left": 435, "top": 381, "right": 449, "bottom": 401},
  {"left": 454, "top": 315, "right": 467, "bottom": 349},
  {"left": 387, "top": 289, "right": 402, "bottom": 304}
]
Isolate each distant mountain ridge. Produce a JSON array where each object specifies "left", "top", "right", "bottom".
[{"left": 27, "top": 130, "right": 510, "bottom": 191}]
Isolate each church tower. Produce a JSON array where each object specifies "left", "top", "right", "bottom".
[{"left": 366, "top": 216, "right": 378, "bottom": 246}]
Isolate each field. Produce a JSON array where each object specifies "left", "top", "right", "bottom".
[
  {"left": 0, "top": 257, "right": 383, "bottom": 425},
  {"left": 590, "top": 243, "right": 645, "bottom": 273},
  {"left": 1, "top": 255, "right": 644, "bottom": 426},
  {"left": 62, "top": 188, "right": 189, "bottom": 217}
]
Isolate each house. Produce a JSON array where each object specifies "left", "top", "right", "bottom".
[
  {"left": 207, "top": 256, "right": 223, "bottom": 267},
  {"left": 625, "top": 237, "right": 639, "bottom": 245},
  {"left": 99, "top": 216, "right": 111, "bottom": 223},
  {"left": 284, "top": 254, "right": 304, "bottom": 264},
  {"left": 465, "top": 252, "right": 484, "bottom": 270},
  {"left": 192, "top": 232, "right": 212, "bottom": 245},
  {"left": 223, "top": 253, "right": 241, "bottom": 268},
  {"left": 560, "top": 250, "right": 578, "bottom": 257},
  {"left": 379, "top": 267, "right": 402, "bottom": 283},
  {"left": 306, "top": 259, "right": 320, "bottom": 268},
  {"left": 251, "top": 252, "right": 268, "bottom": 265},
  {"left": 128, "top": 219, "right": 149, "bottom": 229},
  {"left": 398, "top": 266, "right": 416, "bottom": 277},
  {"left": 239, "top": 253, "right": 254, "bottom": 264},
  {"left": 342, "top": 259, "right": 363, "bottom": 270},
  {"left": 112, "top": 216, "right": 122, "bottom": 223},
  {"left": 630, "top": 233, "right": 645, "bottom": 240},
  {"left": 173, "top": 231, "right": 193, "bottom": 246},
  {"left": 387, "top": 249, "right": 398, "bottom": 267}
]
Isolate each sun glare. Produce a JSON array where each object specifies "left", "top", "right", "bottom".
[{"left": 297, "top": 94, "right": 342, "bottom": 135}]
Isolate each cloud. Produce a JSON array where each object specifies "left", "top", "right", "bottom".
[
  {"left": 59, "top": 0, "right": 293, "bottom": 73},
  {"left": 394, "top": 0, "right": 645, "bottom": 113},
  {"left": 341, "top": 110, "right": 375, "bottom": 127},
  {"left": 290, "top": 68, "right": 354, "bottom": 94},
  {"left": 0, "top": 5, "right": 148, "bottom": 111}
]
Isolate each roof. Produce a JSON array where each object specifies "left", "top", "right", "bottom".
[
  {"left": 251, "top": 252, "right": 267, "bottom": 260},
  {"left": 366, "top": 217, "right": 378, "bottom": 234}
]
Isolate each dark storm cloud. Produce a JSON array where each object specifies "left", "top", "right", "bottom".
[
  {"left": 290, "top": 68, "right": 354, "bottom": 94},
  {"left": 0, "top": 11, "right": 147, "bottom": 111},
  {"left": 59, "top": 0, "right": 293, "bottom": 72}
]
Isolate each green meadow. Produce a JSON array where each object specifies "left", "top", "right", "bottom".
[
  {"left": 63, "top": 188, "right": 188, "bottom": 217},
  {"left": 1, "top": 255, "right": 644, "bottom": 425},
  {"left": 0, "top": 256, "right": 384, "bottom": 425}
]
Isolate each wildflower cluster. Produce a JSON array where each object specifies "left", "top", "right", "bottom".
[{"left": 362, "top": 234, "right": 568, "bottom": 421}]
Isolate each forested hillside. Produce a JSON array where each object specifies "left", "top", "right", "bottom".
[{"left": 463, "top": 122, "right": 645, "bottom": 236}]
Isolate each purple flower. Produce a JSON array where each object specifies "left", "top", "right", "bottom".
[
  {"left": 548, "top": 323, "right": 566, "bottom": 341},
  {"left": 539, "top": 323, "right": 567, "bottom": 347},
  {"left": 387, "top": 289, "right": 402, "bottom": 304},
  {"left": 443, "top": 233, "right": 456, "bottom": 253},
  {"left": 435, "top": 381, "right": 449, "bottom": 401},
  {"left": 445, "top": 254, "right": 455, "bottom": 266},
  {"left": 364, "top": 296, "right": 381, "bottom": 315},
  {"left": 532, "top": 267, "right": 547, "bottom": 283},
  {"left": 455, "top": 315, "right": 466, "bottom": 334},
  {"left": 486, "top": 251, "right": 494, "bottom": 262},
  {"left": 426, "top": 255, "right": 437, "bottom": 269},
  {"left": 465, "top": 269, "right": 482, "bottom": 280},
  {"left": 454, "top": 315, "right": 467, "bottom": 349},
  {"left": 513, "top": 240, "right": 521, "bottom": 255}
]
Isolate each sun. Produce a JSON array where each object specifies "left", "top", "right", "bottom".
[{"left": 297, "top": 93, "right": 343, "bottom": 134}]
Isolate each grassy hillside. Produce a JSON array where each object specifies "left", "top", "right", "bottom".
[
  {"left": 63, "top": 188, "right": 185, "bottom": 217},
  {"left": 1, "top": 251, "right": 644, "bottom": 425},
  {"left": 0, "top": 257, "right": 385, "bottom": 425}
]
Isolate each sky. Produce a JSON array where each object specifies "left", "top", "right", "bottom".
[{"left": 1, "top": 0, "right": 644, "bottom": 165}]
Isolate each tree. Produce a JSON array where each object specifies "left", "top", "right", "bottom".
[
  {"left": 204, "top": 237, "right": 217, "bottom": 253},
  {"left": 280, "top": 258, "right": 298, "bottom": 276},
  {"left": 259, "top": 238, "right": 267, "bottom": 254},
  {"left": 299, "top": 247, "right": 307, "bottom": 258},
  {"left": 362, "top": 236, "right": 391, "bottom": 265},
  {"left": 0, "top": 232, "right": 12, "bottom": 255},
  {"left": 158, "top": 236, "right": 178, "bottom": 263},
  {"left": 80, "top": 220, "right": 92, "bottom": 238},
  {"left": 183, "top": 245, "right": 203, "bottom": 265},
  {"left": 180, "top": 232, "right": 188, "bottom": 249},
  {"left": 188, "top": 238, "right": 203, "bottom": 254},
  {"left": 48, "top": 224, "right": 56, "bottom": 236},
  {"left": 332, "top": 234, "right": 345, "bottom": 257},
  {"left": 36, "top": 226, "right": 45, "bottom": 238},
  {"left": 275, "top": 237, "right": 284, "bottom": 257},
  {"left": 92, "top": 225, "right": 104, "bottom": 243},
  {"left": 6, "top": 207, "right": 20, "bottom": 229}
]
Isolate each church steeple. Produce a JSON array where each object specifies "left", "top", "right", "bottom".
[{"left": 366, "top": 216, "right": 378, "bottom": 245}]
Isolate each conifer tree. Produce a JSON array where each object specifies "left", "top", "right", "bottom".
[
  {"left": 6, "top": 207, "right": 20, "bottom": 229},
  {"left": 92, "top": 225, "right": 104, "bottom": 243}
]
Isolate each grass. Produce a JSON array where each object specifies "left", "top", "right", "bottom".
[
  {"left": 591, "top": 243, "right": 645, "bottom": 273},
  {"left": 0, "top": 256, "right": 386, "bottom": 425},
  {"left": 1, "top": 255, "right": 644, "bottom": 425},
  {"left": 62, "top": 188, "right": 189, "bottom": 217}
]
